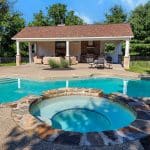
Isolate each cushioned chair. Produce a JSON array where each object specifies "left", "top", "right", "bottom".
[{"left": 33, "top": 56, "right": 43, "bottom": 64}]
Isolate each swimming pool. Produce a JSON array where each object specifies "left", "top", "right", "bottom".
[
  {"left": 0, "top": 77, "right": 150, "bottom": 103},
  {"left": 30, "top": 95, "right": 136, "bottom": 133}
]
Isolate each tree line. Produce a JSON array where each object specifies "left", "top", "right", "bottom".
[{"left": 0, "top": 0, "right": 150, "bottom": 57}]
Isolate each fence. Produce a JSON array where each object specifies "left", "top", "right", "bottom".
[
  {"left": 0, "top": 57, "right": 29, "bottom": 63},
  {"left": 130, "top": 55, "right": 150, "bottom": 61}
]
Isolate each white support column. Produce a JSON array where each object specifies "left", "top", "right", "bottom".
[
  {"left": 66, "top": 41, "right": 70, "bottom": 57},
  {"left": 124, "top": 39, "right": 130, "bottom": 69},
  {"left": 16, "top": 41, "right": 21, "bottom": 66},
  {"left": 65, "top": 41, "right": 70, "bottom": 63},
  {"left": 125, "top": 39, "right": 130, "bottom": 57},
  {"left": 28, "top": 42, "right": 32, "bottom": 64},
  {"left": 16, "top": 41, "right": 20, "bottom": 55}
]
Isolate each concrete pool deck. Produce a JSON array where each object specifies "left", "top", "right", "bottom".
[{"left": 0, "top": 63, "right": 140, "bottom": 80}]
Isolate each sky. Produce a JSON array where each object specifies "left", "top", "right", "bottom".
[{"left": 13, "top": 0, "right": 149, "bottom": 24}]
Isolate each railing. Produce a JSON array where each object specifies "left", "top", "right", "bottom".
[
  {"left": 0, "top": 57, "right": 29, "bottom": 63},
  {"left": 130, "top": 55, "right": 150, "bottom": 61}
]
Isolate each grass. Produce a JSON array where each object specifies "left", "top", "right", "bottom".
[
  {"left": 0, "top": 62, "right": 16, "bottom": 66},
  {"left": 0, "top": 62, "right": 27, "bottom": 66},
  {"left": 129, "top": 61, "right": 150, "bottom": 74}
]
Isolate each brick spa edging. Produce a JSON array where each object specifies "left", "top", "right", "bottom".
[{"left": 5, "top": 88, "right": 150, "bottom": 147}]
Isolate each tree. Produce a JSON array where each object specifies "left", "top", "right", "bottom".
[
  {"left": 0, "top": 0, "right": 25, "bottom": 57},
  {"left": 47, "top": 3, "right": 67, "bottom": 25},
  {"left": 0, "top": 0, "right": 9, "bottom": 21},
  {"left": 30, "top": 3, "right": 84, "bottom": 26},
  {"left": 105, "top": 5, "right": 127, "bottom": 23},
  {"left": 65, "top": 11, "right": 84, "bottom": 25},
  {"left": 0, "top": 0, "right": 9, "bottom": 38},
  {"left": 129, "top": 1, "right": 150, "bottom": 41},
  {"left": 29, "top": 10, "right": 47, "bottom": 26}
]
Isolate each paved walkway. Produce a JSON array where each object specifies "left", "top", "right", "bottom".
[{"left": 0, "top": 63, "right": 139, "bottom": 80}]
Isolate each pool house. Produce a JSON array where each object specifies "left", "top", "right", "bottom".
[{"left": 12, "top": 23, "right": 133, "bottom": 69}]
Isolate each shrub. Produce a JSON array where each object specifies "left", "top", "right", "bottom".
[
  {"left": 60, "top": 58, "right": 69, "bottom": 68},
  {"left": 48, "top": 58, "right": 69, "bottom": 69},
  {"left": 48, "top": 59, "right": 60, "bottom": 68},
  {"left": 104, "top": 43, "right": 115, "bottom": 53}
]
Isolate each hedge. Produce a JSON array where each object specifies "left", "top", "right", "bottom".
[{"left": 130, "top": 44, "right": 150, "bottom": 56}]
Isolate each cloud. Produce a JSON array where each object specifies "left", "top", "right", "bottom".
[
  {"left": 121, "top": 0, "right": 134, "bottom": 8},
  {"left": 121, "top": 0, "right": 148, "bottom": 9},
  {"left": 80, "top": 15, "right": 93, "bottom": 24},
  {"left": 75, "top": 11, "right": 93, "bottom": 24}
]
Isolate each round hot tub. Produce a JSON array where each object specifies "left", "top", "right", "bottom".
[{"left": 30, "top": 95, "right": 136, "bottom": 133}]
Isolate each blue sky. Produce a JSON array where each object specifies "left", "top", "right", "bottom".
[{"left": 14, "top": 0, "right": 148, "bottom": 24}]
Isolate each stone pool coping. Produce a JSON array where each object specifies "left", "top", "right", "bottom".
[{"left": 6, "top": 88, "right": 150, "bottom": 147}]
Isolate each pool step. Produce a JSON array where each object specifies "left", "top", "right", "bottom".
[{"left": 0, "top": 78, "right": 18, "bottom": 84}]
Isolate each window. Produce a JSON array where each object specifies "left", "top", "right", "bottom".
[
  {"left": 88, "top": 41, "right": 94, "bottom": 46},
  {"left": 55, "top": 41, "right": 66, "bottom": 57}
]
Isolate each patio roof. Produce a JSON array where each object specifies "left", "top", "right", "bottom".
[{"left": 12, "top": 23, "right": 133, "bottom": 41}]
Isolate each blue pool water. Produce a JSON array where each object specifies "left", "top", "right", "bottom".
[
  {"left": 0, "top": 77, "right": 150, "bottom": 103},
  {"left": 30, "top": 96, "right": 136, "bottom": 132}
]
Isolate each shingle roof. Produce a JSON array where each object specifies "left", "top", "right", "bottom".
[{"left": 12, "top": 23, "right": 133, "bottom": 39}]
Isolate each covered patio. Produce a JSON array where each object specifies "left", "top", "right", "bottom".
[{"left": 12, "top": 23, "right": 133, "bottom": 69}]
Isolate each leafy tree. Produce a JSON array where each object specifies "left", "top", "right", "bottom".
[
  {"left": 0, "top": 0, "right": 9, "bottom": 21},
  {"left": 65, "top": 11, "right": 84, "bottom": 25},
  {"left": 0, "top": 0, "right": 9, "bottom": 38},
  {"left": 30, "top": 3, "right": 84, "bottom": 26},
  {"left": 105, "top": 5, "right": 127, "bottom": 23},
  {"left": 47, "top": 3, "right": 67, "bottom": 25},
  {"left": 0, "top": 0, "right": 25, "bottom": 57},
  {"left": 129, "top": 1, "right": 150, "bottom": 41},
  {"left": 29, "top": 10, "right": 48, "bottom": 26}
]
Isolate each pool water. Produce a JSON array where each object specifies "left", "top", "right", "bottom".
[
  {"left": 0, "top": 77, "right": 150, "bottom": 103},
  {"left": 52, "top": 108, "right": 111, "bottom": 132},
  {"left": 30, "top": 96, "right": 136, "bottom": 133}
]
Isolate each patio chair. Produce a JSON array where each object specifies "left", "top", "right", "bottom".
[
  {"left": 87, "top": 57, "right": 95, "bottom": 68},
  {"left": 95, "top": 57, "right": 105, "bottom": 68},
  {"left": 105, "top": 56, "right": 113, "bottom": 69}
]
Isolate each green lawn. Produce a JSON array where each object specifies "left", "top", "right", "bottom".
[
  {"left": 0, "top": 62, "right": 16, "bottom": 66},
  {"left": 129, "top": 61, "right": 150, "bottom": 74},
  {"left": 0, "top": 62, "right": 27, "bottom": 66}
]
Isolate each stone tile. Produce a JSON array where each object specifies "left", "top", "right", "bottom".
[
  {"left": 128, "top": 102, "right": 150, "bottom": 112},
  {"left": 54, "top": 132, "right": 81, "bottom": 146},
  {"left": 118, "top": 126, "right": 146, "bottom": 140},
  {"left": 86, "top": 132, "right": 104, "bottom": 146},
  {"left": 137, "top": 111, "right": 150, "bottom": 120},
  {"left": 131, "top": 119, "right": 150, "bottom": 134}
]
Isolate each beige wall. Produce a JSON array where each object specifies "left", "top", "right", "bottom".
[
  {"left": 37, "top": 42, "right": 55, "bottom": 56},
  {"left": 36, "top": 41, "right": 81, "bottom": 60}
]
